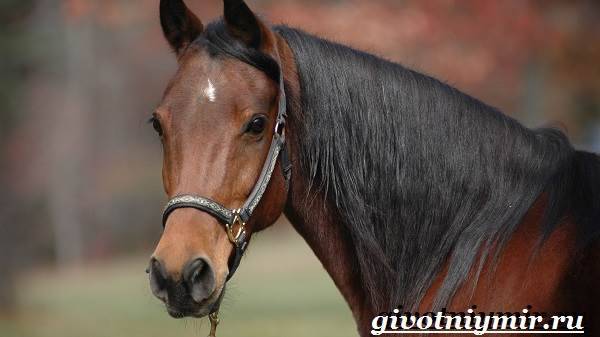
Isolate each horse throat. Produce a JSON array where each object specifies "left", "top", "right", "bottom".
[{"left": 283, "top": 178, "right": 375, "bottom": 336}]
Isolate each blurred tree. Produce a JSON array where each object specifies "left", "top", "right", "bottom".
[
  {"left": 542, "top": 0, "right": 600, "bottom": 142},
  {"left": 0, "top": 0, "right": 35, "bottom": 314},
  {"left": 46, "top": 0, "right": 95, "bottom": 267}
]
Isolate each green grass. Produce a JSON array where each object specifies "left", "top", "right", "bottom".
[{"left": 0, "top": 229, "right": 357, "bottom": 337}]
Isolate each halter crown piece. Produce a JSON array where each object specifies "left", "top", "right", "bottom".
[{"left": 161, "top": 68, "right": 291, "bottom": 324}]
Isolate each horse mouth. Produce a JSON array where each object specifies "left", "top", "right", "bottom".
[
  {"left": 167, "top": 306, "right": 210, "bottom": 319},
  {"left": 165, "top": 285, "right": 226, "bottom": 319}
]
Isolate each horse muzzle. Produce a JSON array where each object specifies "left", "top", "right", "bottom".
[{"left": 148, "top": 256, "right": 225, "bottom": 318}]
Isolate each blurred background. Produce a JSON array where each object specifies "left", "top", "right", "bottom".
[{"left": 0, "top": 0, "right": 599, "bottom": 336}]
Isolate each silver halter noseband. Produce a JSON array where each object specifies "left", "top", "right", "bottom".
[{"left": 161, "top": 70, "right": 291, "bottom": 281}]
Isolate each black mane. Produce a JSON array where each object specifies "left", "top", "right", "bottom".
[
  {"left": 275, "top": 26, "right": 579, "bottom": 310},
  {"left": 200, "top": 21, "right": 597, "bottom": 311}
]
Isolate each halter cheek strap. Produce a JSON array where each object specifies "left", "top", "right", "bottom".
[{"left": 161, "top": 72, "right": 291, "bottom": 281}]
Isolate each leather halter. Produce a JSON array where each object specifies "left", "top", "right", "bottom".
[{"left": 161, "top": 70, "right": 291, "bottom": 281}]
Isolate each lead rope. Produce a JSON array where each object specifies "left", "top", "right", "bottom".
[{"left": 208, "top": 312, "right": 220, "bottom": 337}]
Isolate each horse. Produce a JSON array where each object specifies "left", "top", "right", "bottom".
[{"left": 147, "top": 1, "right": 600, "bottom": 336}]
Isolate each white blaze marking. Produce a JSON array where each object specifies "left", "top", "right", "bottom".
[{"left": 204, "top": 79, "right": 216, "bottom": 102}]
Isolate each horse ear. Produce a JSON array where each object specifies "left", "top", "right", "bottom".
[
  {"left": 160, "top": 0, "right": 204, "bottom": 55},
  {"left": 223, "top": 0, "right": 264, "bottom": 48}
]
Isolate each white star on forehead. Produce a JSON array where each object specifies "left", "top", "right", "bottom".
[{"left": 204, "top": 79, "right": 216, "bottom": 102}]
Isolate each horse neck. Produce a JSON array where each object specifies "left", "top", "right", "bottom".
[
  {"left": 283, "top": 162, "right": 374, "bottom": 335},
  {"left": 275, "top": 34, "right": 373, "bottom": 336}
]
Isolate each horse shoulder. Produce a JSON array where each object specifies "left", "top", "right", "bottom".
[{"left": 423, "top": 199, "right": 584, "bottom": 313}]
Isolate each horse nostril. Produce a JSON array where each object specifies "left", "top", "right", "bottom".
[
  {"left": 183, "top": 257, "right": 216, "bottom": 303},
  {"left": 149, "top": 257, "right": 168, "bottom": 302}
]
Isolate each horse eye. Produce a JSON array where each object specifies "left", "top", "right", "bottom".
[
  {"left": 247, "top": 116, "right": 267, "bottom": 134},
  {"left": 150, "top": 117, "right": 163, "bottom": 136}
]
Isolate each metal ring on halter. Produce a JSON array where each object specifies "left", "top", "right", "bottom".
[{"left": 225, "top": 209, "right": 246, "bottom": 245}]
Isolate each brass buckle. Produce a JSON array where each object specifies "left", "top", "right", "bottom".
[{"left": 226, "top": 209, "right": 245, "bottom": 245}]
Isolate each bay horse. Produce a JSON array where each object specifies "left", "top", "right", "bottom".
[{"left": 147, "top": 1, "right": 600, "bottom": 336}]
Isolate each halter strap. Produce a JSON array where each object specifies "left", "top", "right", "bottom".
[{"left": 161, "top": 70, "right": 291, "bottom": 281}]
